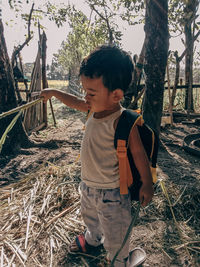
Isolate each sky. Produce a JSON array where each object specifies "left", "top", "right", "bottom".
[{"left": 1, "top": 0, "right": 189, "bottom": 65}]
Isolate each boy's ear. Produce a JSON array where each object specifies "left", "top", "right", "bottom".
[{"left": 112, "top": 89, "right": 124, "bottom": 102}]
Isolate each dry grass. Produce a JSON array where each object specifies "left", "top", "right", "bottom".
[
  {"left": 0, "top": 160, "right": 85, "bottom": 266},
  {"left": 1, "top": 166, "right": 199, "bottom": 266},
  {"left": 0, "top": 100, "right": 200, "bottom": 266}
]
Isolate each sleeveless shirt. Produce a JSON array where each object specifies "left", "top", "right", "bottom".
[{"left": 80, "top": 108, "right": 124, "bottom": 189}]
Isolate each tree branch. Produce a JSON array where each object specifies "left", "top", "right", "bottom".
[
  {"left": 178, "top": 29, "right": 200, "bottom": 62},
  {"left": 11, "top": 3, "right": 34, "bottom": 67}
]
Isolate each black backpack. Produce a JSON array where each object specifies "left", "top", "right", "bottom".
[{"left": 114, "top": 109, "right": 159, "bottom": 201}]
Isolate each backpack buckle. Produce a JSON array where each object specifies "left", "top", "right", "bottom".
[{"left": 117, "top": 140, "right": 127, "bottom": 158}]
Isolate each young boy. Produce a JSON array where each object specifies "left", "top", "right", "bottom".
[{"left": 40, "top": 45, "right": 153, "bottom": 266}]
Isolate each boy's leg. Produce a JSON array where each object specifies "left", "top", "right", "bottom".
[
  {"left": 98, "top": 188, "right": 132, "bottom": 267},
  {"left": 80, "top": 182, "right": 103, "bottom": 247}
]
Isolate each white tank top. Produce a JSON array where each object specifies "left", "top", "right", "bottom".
[{"left": 80, "top": 108, "right": 124, "bottom": 189}]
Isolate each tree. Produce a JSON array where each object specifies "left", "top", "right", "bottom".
[
  {"left": 52, "top": 5, "right": 110, "bottom": 92},
  {"left": 183, "top": 0, "right": 199, "bottom": 111},
  {"left": 168, "top": 0, "right": 200, "bottom": 112},
  {"left": 86, "top": 0, "right": 123, "bottom": 44},
  {"left": 48, "top": 53, "right": 66, "bottom": 80},
  {"left": 0, "top": 20, "right": 31, "bottom": 154},
  {"left": 142, "top": 0, "right": 169, "bottom": 134}
]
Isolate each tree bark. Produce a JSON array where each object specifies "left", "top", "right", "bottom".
[
  {"left": 184, "top": 23, "right": 194, "bottom": 111},
  {"left": 183, "top": 0, "right": 199, "bottom": 111},
  {"left": 0, "top": 20, "right": 30, "bottom": 155},
  {"left": 142, "top": 0, "right": 169, "bottom": 134},
  {"left": 171, "top": 51, "right": 180, "bottom": 107}
]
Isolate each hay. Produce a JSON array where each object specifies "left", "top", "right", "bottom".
[{"left": 0, "top": 161, "right": 84, "bottom": 266}]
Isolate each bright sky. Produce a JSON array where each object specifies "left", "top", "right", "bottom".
[{"left": 1, "top": 0, "right": 187, "bottom": 64}]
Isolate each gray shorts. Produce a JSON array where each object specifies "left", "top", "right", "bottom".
[{"left": 80, "top": 182, "right": 132, "bottom": 267}]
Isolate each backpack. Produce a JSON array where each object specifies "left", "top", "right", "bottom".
[{"left": 114, "top": 109, "right": 159, "bottom": 201}]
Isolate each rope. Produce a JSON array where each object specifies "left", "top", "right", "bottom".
[{"left": 0, "top": 98, "right": 43, "bottom": 120}]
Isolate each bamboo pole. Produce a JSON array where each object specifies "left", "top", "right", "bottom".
[
  {"left": 41, "top": 31, "right": 56, "bottom": 127},
  {"left": 0, "top": 98, "right": 43, "bottom": 120}
]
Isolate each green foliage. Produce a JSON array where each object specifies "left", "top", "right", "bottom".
[
  {"left": 169, "top": 0, "right": 199, "bottom": 34},
  {"left": 115, "top": 0, "right": 145, "bottom": 25},
  {"left": 51, "top": 5, "right": 110, "bottom": 77}
]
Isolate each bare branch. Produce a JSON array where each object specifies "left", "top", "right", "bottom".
[
  {"left": 179, "top": 29, "right": 200, "bottom": 62},
  {"left": 11, "top": 3, "right": 34, "bottom": 67}
]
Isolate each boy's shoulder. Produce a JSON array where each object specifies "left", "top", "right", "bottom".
[{"left": 114, "top": 109, "right": 143, "bottom": 147}]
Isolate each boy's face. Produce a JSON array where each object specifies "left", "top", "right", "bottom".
[{"left": 81, "top": 75, "right": 119, "bottom": 113}]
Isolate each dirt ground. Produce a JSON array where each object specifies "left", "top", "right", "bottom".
[{"left": 0, "top": 101, "right": 200, "bottom": 267}]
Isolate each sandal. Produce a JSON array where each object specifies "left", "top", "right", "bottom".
[{"left": 68, "top": 234, "right": 100, "bottom": 255}]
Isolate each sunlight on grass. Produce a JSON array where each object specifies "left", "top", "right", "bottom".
[{"left": 47, "top": 80, "right": 68, "bottom": 89}]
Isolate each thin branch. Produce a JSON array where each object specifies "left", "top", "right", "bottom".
[
  {"left": 11, "top": 3, "right": 34, "bottom": 67},
  {"left": 178, "top": 29, "right": 200, "bottom": 62}
]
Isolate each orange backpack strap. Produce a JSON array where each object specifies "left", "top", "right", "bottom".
[{"left": 117, "top": 139, "right": 133, "bottom": 194}]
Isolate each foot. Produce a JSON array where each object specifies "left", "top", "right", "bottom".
[{"left": 68, "top": 234, "right": 99, "bottom": 255}]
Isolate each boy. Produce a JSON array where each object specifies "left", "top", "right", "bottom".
[{"left": 40, "top": 45, "right": 153, "bottom": 266}]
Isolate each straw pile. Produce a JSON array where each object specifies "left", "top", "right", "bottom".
[{"left": 0, "top": 160, "right": 85, "bottom": 266}]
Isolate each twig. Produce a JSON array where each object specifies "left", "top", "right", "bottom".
[
  {"left": 160, "top": 181, "right": 192, "bottom": 260},
  {"left": 1, "top": 246, "right": 3, "bottom": 267},
  {"left": 173, "top": 241, "right": 200, "bottom": 250},
  {"left": 45, "top": 200, "right": 80, "bottom": 228},
  {"left": 25, "top": 205, "right": 32, "bottom": 249},
  {"left": 81, "top": 256, "right": 90, "bottom": 267},
  {"left": 10, "top": 243, "right": 27, "bottom": 261},
  {"left": 49, "top": 237, "right": 54, "bottom": 267},
  {"left": 161, "top": 247, "right": 173, "bottom": 260},
  {"left": 4, "top": 241, "right": 26, "bottom": 267},
  {"left": 11, "top": 3, "right": 34, "bottom": 66},
  {"left": 172, "top": 185, "right": 187, "bottom": 207}
]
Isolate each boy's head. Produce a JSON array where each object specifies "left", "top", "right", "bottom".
[{"left": 79, "top": 45, "right": 133, "bottom": 94}]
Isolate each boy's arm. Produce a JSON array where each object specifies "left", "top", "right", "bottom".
[
  {"left": 40, "top": 89, "right": 89, "bottom": 112},
  {"left": 128, "top": 126, "right": 154, "bottom": 207}
]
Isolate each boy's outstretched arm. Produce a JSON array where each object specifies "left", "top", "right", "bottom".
[
  {"left": 40, "top": 89, "right": 89, "bottom": 112},
  {"left": 129, "top": 126, "right": 154, "bottom": 207}
]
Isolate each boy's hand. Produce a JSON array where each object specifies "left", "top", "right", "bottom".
[
  {"left": 40, "top": 89, "right": 54, "bottom": 103},
  {"left": 139, "top": 183, "right": 154, "bottom": 207}
]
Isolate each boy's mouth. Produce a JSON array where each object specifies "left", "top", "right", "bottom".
[{"left": 86, "top": 101, "right": 91, "bottom": 109}]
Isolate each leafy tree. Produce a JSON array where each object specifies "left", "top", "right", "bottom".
[
  {"left": 52, "top": 5, "right": 109, "bottom": 87},
  {"left": 0, "top": 20, "right": 32, "bottom": 154},
  {"left": 23, "top": 62, "right": 34, "bottom": 79},
  {"left": 48, "top": 53, "right": 66, "bottom": 80},
  {"left": 86, "top": 0, "right": 123, "bottom": 44},
  {"left": 168, "top": 0, "right": 200, "bottom": 111}
]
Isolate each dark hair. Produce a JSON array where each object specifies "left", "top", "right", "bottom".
[{"left": 79, "top": 45, "right": 133, "bottom": 93}]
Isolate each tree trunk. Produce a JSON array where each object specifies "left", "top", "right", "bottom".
[
  {"left": 142, "top": 0, "right": 169, "bottom": 134},
  {"left": 171, "top": 51, "right": 180, "bottom": 107},
  {"left": 183, "top": 0, "right": 199, "bottom": 111},
  {"left": 0, "top": 20, "right": 30, "bottom": 155},
  {"left": 123, "top": 42, "right": 146, "bottom": 109},
  {"left": 184, "top": 23, "right": 194, "bottom": 111}
]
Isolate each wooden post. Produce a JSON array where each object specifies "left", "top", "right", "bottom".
[
  {"left": 166, "top": 58, "right": 173, "bottom": 126},
  {"left": 41, "top": 31, "right": 56, "bottom": 127}
]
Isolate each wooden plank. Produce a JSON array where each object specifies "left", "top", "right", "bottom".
[
  {"left": 28, "top": 122, "right": 46, "bottom": 133},
  {"left": 30, "top": 92, "right": 40, "bottom": 97}
]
